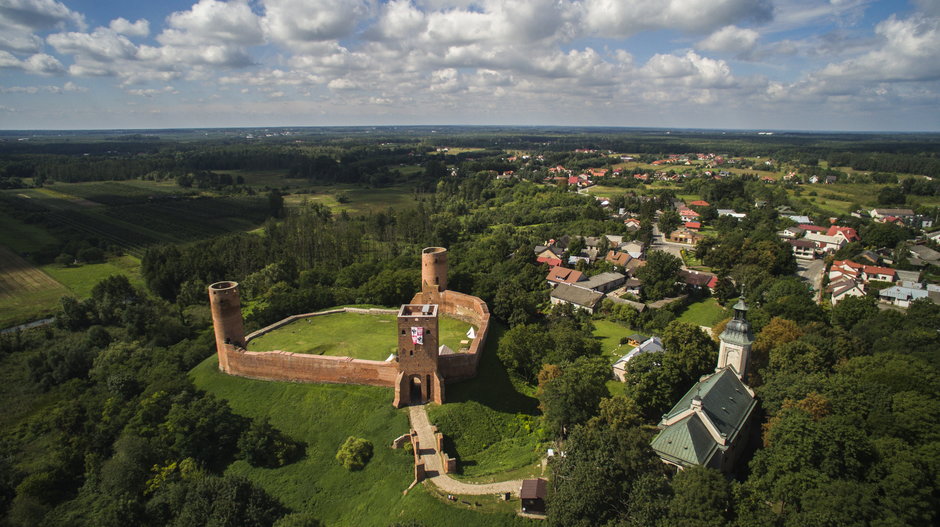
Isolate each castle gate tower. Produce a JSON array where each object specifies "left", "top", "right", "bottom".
[
  {"left": 717, "top": 299, "right": 754, "bottom": 379},
  {"left": 421, "top": 247, "right": 448, "bottom": 293},
  {"left": 208, "top": 281, "right": 246, "bottom": 370},
  {"left": 393, "top": 304, "right": 444, "bottom": 407}
]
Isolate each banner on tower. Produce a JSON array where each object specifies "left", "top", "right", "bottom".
[{"left": 411, "top": 327, "right": 424, "bottom": 345}]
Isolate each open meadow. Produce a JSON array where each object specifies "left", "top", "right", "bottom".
[{"left": 191, "top": 355, "right": 534, "bottom": 527}]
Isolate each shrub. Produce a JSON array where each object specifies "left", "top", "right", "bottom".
[
  {"left": 238, "top": 418, "right": 305, "bottom": 468},
  {"left": 335, "top": 437, "right": 373, "bottom": 471}
]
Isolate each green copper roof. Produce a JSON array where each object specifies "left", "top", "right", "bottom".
[
  {"left": 650, "top": 414, "right": 719, "bottom": 467},
  {"left": 652, "top": 368, "right": 757, "bottom": 467}
]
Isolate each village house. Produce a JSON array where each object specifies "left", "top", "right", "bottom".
[
  {"left": 678, "top": 208, "right": 700, "bottom": 222},
  {"left": 779, "top": 226, "right": 805, "bottom": 239},
  {"left": 669, "top": 228, "right": 704, "bottom": 245},
  {"left": 549, "top": 283, "right": 605, "bottom": 313},
  {"left": 605, "top": 250, "right": 632, "bottom": 269},
  {"left": 520, "top": 478, "right": 547, "bottom": 515},
  {"left": 678, "top": 270, "right": 718, "bottom": 292},
  {"left": 623, "top": 277, "right": 643, "bottom": 296},
  {"left": 612, "top": 336, "right": 665, "bottom": 381},
  {"left": 580, "top": 272, "right": 627, "bottom": 293},
  {"left": 804, "top": 231, "right": 848, "bottom": 254},
  {"left": 621, "top": 241, "right": 645, "bottom": 259},
  {"left": 789, "top": 239, "right": 816, "bottom": 259},
  {"left": 879, "top": 282, "right": 940, "bottom": 307},
  {"left": 546, "top": 266, "right": 584, "bottom": 286},
  {"left": 827, "top": 278, "right": 866, "bottom": 305},
  {"left": 717, "top": 209, "right": 746, "bottom": 219},
  {"left": 624, "top": 217, "right": 642, "bottom": 230}
]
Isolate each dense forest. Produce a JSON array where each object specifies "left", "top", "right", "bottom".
[{"left": 0, "top": 129, "right": 938, "bottom": 526}]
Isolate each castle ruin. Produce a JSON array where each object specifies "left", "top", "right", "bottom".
[{"left": 208, "top": 247, "right": 489, "bottom": 407}]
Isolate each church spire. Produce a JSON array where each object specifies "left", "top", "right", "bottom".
[{"left": 717, "top": 299, "right": 754, "bottom": 379}]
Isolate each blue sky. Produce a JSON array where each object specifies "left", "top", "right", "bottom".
[{"left": 0, "top": 0, "right": 938, "bottom": 131}]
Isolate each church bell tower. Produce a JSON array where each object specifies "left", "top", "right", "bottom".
[{"left": 717, "top": 299, "right": 754, "bottom": 379}]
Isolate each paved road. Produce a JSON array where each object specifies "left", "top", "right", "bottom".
[
  {"left": 796, "top": 258, "right": 826, "bottom": 301},
  {"left": 408, "top": 405, "right": 525, "bottom": 495}
]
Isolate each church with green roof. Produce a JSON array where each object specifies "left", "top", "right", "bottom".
[{"left": 650, "top": 300, "right": 758, "bottom": 473}]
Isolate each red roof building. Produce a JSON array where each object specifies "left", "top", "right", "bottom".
[
  {"left": 684, "top": 221, "right": 702, "bottom": 230},
  {"left": 547, "top": 266, "right": 584, "bottom": 285},
  {"left": 826, "top": 225, "right": 860, "bottom": 242},
  {"left": 689, "top": 200, "right": 710, "bottom": 207}
]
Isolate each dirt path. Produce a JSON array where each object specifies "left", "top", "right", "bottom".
[{"left": 408, "top": 405, "right": 525, "bottom": 495}]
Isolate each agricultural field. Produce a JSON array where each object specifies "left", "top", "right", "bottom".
[
  {"left": 247, "top": 311, "right": 474, "bottom": 360},
  {"left": 0, "top": 209, "right": 59, "bottom": 254},
  {"left": 1, "top": 187, "right": 269, "bottom": 257},
  {"left": 191, "top": 356, "right": 532, "bottom": 527},
  {"left": 41, "top": 255, "right": 143, "bottom": 299},
  {"left": 46, "top": 180, "right": 182, "bottom": 206},
  {"left": 0, "top": 245, "right": 68, "bottom": 328},
  {"left": 286, "top": 185, "right": 420, "bottom": 215}
]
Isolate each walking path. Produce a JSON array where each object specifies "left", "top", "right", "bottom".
[{"left": 408, "top": 405, "right": 525, "bottom": 495}]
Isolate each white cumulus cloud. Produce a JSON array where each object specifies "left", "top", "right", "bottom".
[{"left": 109, "top": 17, "right": 149, "bottom": 37}]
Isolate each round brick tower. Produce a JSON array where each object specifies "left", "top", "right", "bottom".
[
  {"left": 421, "top": 247, "right": 448, "bottom": 293},
  {"left": 208, "top": 281, "right": 246, "bottom": 362}
]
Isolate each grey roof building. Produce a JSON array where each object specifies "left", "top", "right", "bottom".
[
  {"left": 650, "top": 368, "right": 757, "bottom": 471},
  {"left": 549, "top": 283, "right": 605, "bottom": 313}
]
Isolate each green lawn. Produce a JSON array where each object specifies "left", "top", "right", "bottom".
[
  {"left": 191, "top": 356, "right": 533, "bottom": 527},
  {"left": 41, "top": 255, "right": 143, "bottom": 299},
  {"left": 592, "top": 319, "right": 637, "bottom": 362},
  {"left": 246, "top": 312, "right": 474, "bottom": 361},
  {"left": 427, "top": 323, "right": 543, "bottom": 481},
  {"left": 676, "top": 298, "right": 728, "bottom": 328}
]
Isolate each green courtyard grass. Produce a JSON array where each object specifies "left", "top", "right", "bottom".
[
  {"left": 676, "top": 298, "right": 728, "bottom": 328},
  {"left": 286, "top": 185, "right": 420, "bottom": 215},
  {"left": 41, "top": 255, "right": 143, "bottom": 299},
  {"left": 191, "top": 356, "right": 532, "bottom": 526},
  {"left": 246, "top": 311, "right": 473, "bottom": 361}
]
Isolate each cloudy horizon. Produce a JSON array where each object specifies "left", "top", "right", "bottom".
[{"left": 0, "top": 0, "right": 938, "bottom": 131}]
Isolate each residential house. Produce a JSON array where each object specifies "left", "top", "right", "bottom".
[
  {"left": 623, "top": 278, "right": 643, "bottom": 296},
  {"left": 624, "top": 258, "right": 646, "bottom": 277},
  {"left": 546, "top": 266, "right": 584, "bottom": 285},
  {"left": 787, "top": 215, "right": 812, "bottom": 224},
  {"left": 621, "top": 241, "right": 645, "bottom": 259},
  {"left": 826, "top": 225, "right": 860, "bottom": 243},
  {"left": 828, "top": 279, "right": 866, "bottom": 305},
  {"left": 678, "top": 270, "right": 719, "bottom": 291},
  {"left": 779, "top": 226, "right": 805, "bottom": 239},
  {"left": 798, "top": 224, "right": 827, "bottom": 233},
  {"left": 549, "top": 283, "right": 605, "bottom": 313},
  {"left": 684, "top": 221, "right": 702, "bottom": 231},
  {"left": 804, "top": 231, "right": 848, "bottom": 254},
  {"left": 909, "top": 245, "right": 940, "bottom": 266},
  {"left": 580, "top": 272, "right": 627, "bottom": 293},
  {"left": 606, "top": 250, "right": 632, "bottom": 269},
  {"left": 717, "top": 209, "right": 746, "bottom": 219},
  {"left": 612, "top": 337, "right": 665, "bottom": 381},
  {"left": 678, "top": 208, "right": 701, "bottom": 222},
  {"left": 669, "top": 228, "right": 704, "bottom": 245},
  {"left": 879, "top": 282, "right": 940, "bottom": 307},
  {"left": 626, "top": 334, "right": 649, "bottom": 346},
  {"left": 624, "top": 218, "right": 642, "bottom": 230},
  {"left": 789, "top": 239, "right": 816, "bottom": 259},
  {"left": 688, "top": 200, "right": 710, "bottom": 207}
]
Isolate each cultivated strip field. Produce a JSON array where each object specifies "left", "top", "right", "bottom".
[{"left": 0, "top": 245, "right": 68, "bottom": 327}]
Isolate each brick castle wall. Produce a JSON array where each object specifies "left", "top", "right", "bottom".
[{"left": 411, "top": 289, "right": 490, "bottom": 382}]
